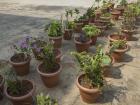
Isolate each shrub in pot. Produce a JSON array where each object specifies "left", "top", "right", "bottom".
[
  {"left": 36, "top": 93, "right": 58, "bottom": 105},
  {"left": 9, "top": 37, "right": 31, "bottom": 76},
  {"left": 109, "top": 40, "right": 128, "bottom": 62},
  {"left": 0, "top": 74, "right": 4, "bottom": 100},
  {"left": 71, "top": 51, "right": 104, "bottom": 103},
  {"left": 82, "top": 25, "right": 101, "bottom": 45},
  {"left": 64, "top": 21, "right": 75, "bottom": 40},
  {"left": 37, "top": 44, "right": 61, "bottom": 88},
  {"left": 45, "top": 21, "right": 63, "bottom": 48},
  {"left": 74, "top": 33, "right": 91, "bottom": 52},
  {"left": 86, "top": 6, "right": 96, "bottom": 23},
  {"left": 3, "top": 69, "right": 35, "bottom": 105}
]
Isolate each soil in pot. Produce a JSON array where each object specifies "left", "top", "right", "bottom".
[
  {"left": 111, "top": 45, "right": 128, "bottom": 62},
  {"left": 108, "top": 34, "right": 126, "bottom": 44},
  {"left": 5, "top": 80, "right": 35, "bottom": 105},
  {"left": 49, "top": 36, "right": 62, "bottom": 48},
  {"left": 37, "top": 63, "right": 61, "bottom": 88},
  {"left": 77, "top": 74, "right": 101, "bottom": 103},
  {"left": 0, "top": 75, "right": 4, "bottom": 100},
  {"left": 9, "top": 53, "right": 31, "bottom": 76},
  {"left": 63, "top": 29, "right": 73, "bottom": 40},
  {"left": 111, "top": 10, "right": 121, "bottom": 20},
  {"left": 74, "top": 37, "right": 91, "bottom": 52}
]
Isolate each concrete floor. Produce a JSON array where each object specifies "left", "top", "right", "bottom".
[{"left": 0, "top": 1, "right": 140, "bottom": 105}]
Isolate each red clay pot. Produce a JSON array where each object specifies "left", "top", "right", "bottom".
[
  {"left": 76, "top": 74, "right": 101, "bottom": 103},
  {"left": 0, "top": 75, "right": 4, "bottom": 100},
  {"left": 5, "top": 80, "right": 35, "bottom": 105},
  {"left": 115, "top": 6, "right": 124, "bottom": 16},
  {"left": 121, "top": 29, "right": 135, "bottom": 41},
  {"left": 37, "top": 63, "right": 61, "bottom": 88},
  {"left": 63, "top": 29, "right": 73, "bottom": 40},
  {"left": 108, "top": 34, "right": 126, "bottom": 44},
  {"left": 9, "top": 54, "right": 31, "bottom": 76},
  {"left": 74, "top": 22, "right": 84, "bottom": 33},
  {"left": 111, "top": 10, "right": 121, "bottom": 20},
  {"left": 54, "top": 49, "right": 62, "bottom": 63},
  {"left": 74, "top": 37, "right": 91, "bottom": 52},
  {"left": 49, "top": 36, "right": 62, "bottom": 48},
  {"left": 111, "top": 45, "right": 129, "bottom": 62},
  {"left": 91, "top": 36, "right": 97, "bottom": 45}
]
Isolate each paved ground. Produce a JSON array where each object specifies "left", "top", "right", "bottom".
[{"left": 0, "top": 1, "right": 140, "bottom": 105}]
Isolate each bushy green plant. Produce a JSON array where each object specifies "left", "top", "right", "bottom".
[
  {"left": 119, "top": 0, "right": 127, "bottom": 6},
  {"left": 66, "top": 21, "right": 76, "bottom": 29},
  {"left": 71, "top": 50, "right": 104, "bottom": 88},
  {"left": 45, "top": 21, "right": 62, "bottom": 37},
  {"left": 82, "top": 25, "right": 101, "bottom": 38},
  {"left": 36, "top": 93, "right": 58, "bottom": 105},
  {"left": 42, "top": 44, "right": 56, "bottom": 73}
]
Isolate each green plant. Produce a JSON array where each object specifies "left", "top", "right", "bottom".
[
  {"left": 42, "top": 44, "right": 56, "bottom": 73},
  {"left": 66, "top": 21, "right": 76, "bottom": 29},
  {"left": 71, "top": 50, "right": 104, "bottom": 88},
  {"left": 36, "top": 93, "right": 58, "bottom": 105},
  {"left": 82, "top": 25, "right": 101, "bottom": 38},
  {"left": 45, "top": 21, "right": 62, "bottom": 37},
  {"left": 119, "top": 0, "right": 127, "bottom": 6},
  {"left": 101, "top": 13, "right": 111, "bottom": 17},
  {"left": 86, "top": 6, "right": 96, "bottom": 18}
]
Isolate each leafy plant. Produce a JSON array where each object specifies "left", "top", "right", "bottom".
[
  {"left": 42, "top": 44, "right": 56, "bottom": 73},
  {"left": 119, "top": 0, "right": 127, "bottom": 6},
  {"left": 71, "top": 50, "right": 104, "bottom": 88},
  {"left": 65, "top": 21, "right": 76, "bottom": 29},
  {"left": 82, "top": 25, "right": 101, "bottom": 38},
  {"left": 45, "top": 21, "right": 62, "bottom": 37},
  {"left": 36, "top": 93, "right": 58, "bottom": 105}
]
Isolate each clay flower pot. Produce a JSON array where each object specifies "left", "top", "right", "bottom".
[
  {"left": 49, "top": 36, "right": 63, "bottom": 48},
  {"left": 74, "top": 22, "right": 84, "bottom": 33},
  {"left": 91, "top": 36, "right": 97, "bottom": 45},
  {"left": 82, "top": 19, "right": 89, "bottom": 25},
  {"left": 74, "top": 37, "right": 91, "bottom": 52},
  {"left": 111, "top": 10, "right": 121, "bottom": 20},
  {"left": 76, "top": 74, "right": 101, "bottom": 103},
  {"left": 63, "top": 29, "right": 73, "bottom": 40},
  {"left": 54, "top": 49, "right": 62, "bottom": 63},
  {"left": 0, "top": 75, "right": 4, "bottom": 100},
  {"left": 9, "top": 54, "right": 31, "bottom": 76},
  {"left": 5, "top": 80, "right": 35, "bottom": 105},
  {"left": 108, "top": 34, "right": 126, "bottom": 44},
  {"left": 121, "top": 29, "right": 135, "bottom": 41},
  {"left": 37, "top": 63, "right": 61, "bottom": 88},
  {"left": 101, "top": 56, "right": 115, "bottom": 77},
  {"left": 115, "top": 6, "right": 124, "bottom": 16},
  {"left": 111, "top": 45, "right": 129, "bottom": 62}
]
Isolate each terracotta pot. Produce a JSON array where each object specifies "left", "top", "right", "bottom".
[
  {"left": 111, "top": 10, "right": 121, "bottom": 20},
  {"left": 91, "top": 36, "right": 97, "bottom": 45},
  {"left": 121, "top": 29, "right": 135, "bottom": 41},
  {"left": 49, "top": 36, "right": 62, "bottom": 48},
  {"left": 111, "top": 45, "right": 129, "bottom": 62},
  {"left": 9, "top": 54, "right": 31, "bottom": 76},
  {"left": 102, "top": 56, "right": 114, "bottom": 77},
  {"left": 108, "top": 34, "right": 126, "bottom": 44},
  {"left": 76, "top": 74, "right": 101, "bottom": 103},
  {"left": 54, "top": 49, "right": 62, "bottom": 63},
  {"left": 5, "top": 80, "right": 35, "bottom": 105},
  {"left": 0, "top": 75, "right": 4, "bottom": 100},
  {"left": 95, "top": 10, "right": 102, "bottom": 19},
  {"left": 37, "top": 63, "right": 61, "bottom": 88},
  {"left": 74, "top": 22, "right": 84, "bottom": 33},
  {"left": 74, "top": 37, "right": 91, "bottom": 52},
  {"left": 81, "top": 19, "right": 89, "bottom": 25},
  {"left": 63, "top": 29, "right": 73, "bottom": 40},
  {"left": 89, "top": 16, "right": 95, "bottom": 23},
  {"left": 115, "top": 6, "right": 124, "bottom": 16}
]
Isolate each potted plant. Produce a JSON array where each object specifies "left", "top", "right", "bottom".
[
  {"left": 86, "top": 6, "right": 96, "bottom": 23},
  {"left": 71, "top": 51, "right": 104, "bottom": 103},
  {"left": 109, "top": 40, "right": 128, "bottom": 62},
  {"left": 37, "top": 44, "right": 61, "bottom": 88},
  {"left": 31, "top": 37, "right": 47, "bottom": 60},
  {"left": 9, "top": 37, "right": 31, "bottom": 76},
  {"left": 74, "top": 33, "right": 91, "bottom": 52},
  {"left": 0, "top": 74, "right": 4, "bottom": 100},
  {"left": 108, "top": 33, "right": 126, "bottom": 44},
  {"left": 82, "top": 25, "right": 101, "bottom": 45},
  {"left": 111, "top": 10, "right": 121, "bottom": 20},
  {"left": 3, "top": 69, "right": 35, "bottom": 105},
  {"left": 64, "top": 21, "right": 75, "bottom": 40},
  {"left": 36, "top": 93, "right": 58, "bottom": 105},
  {"left": 45, "top": 21, "right": 63, "bottom": 48},
  {"left": 115, "top": 0, "right": 127, "bottom": 15}
]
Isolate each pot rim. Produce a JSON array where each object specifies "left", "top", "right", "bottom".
[
  {"left": 111, "top": 10, "right": 121, "bottom": 15},
  {"left": 76, "top": 74, "right": 101, "bottom": 94},
  {"left": 113, "top": 44, "right": 129, "bottom": 53},
  {"left": 74, "top": 37, "right": 92, "bottom": 45},
  {"left": 5, "top": 79, "right": 35, "bottom": 101},
  {"left": 108, "top": 34, "right": 126, "bottom": 42},
  {"left": 37, "top": 62, "right": 61, "bottom": 77},
  {"left": 9, "top": 54, "right": 31, "bottom": 66},
  {"left": 0, "top": 74, "right": 4, "bottom": 87}
]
